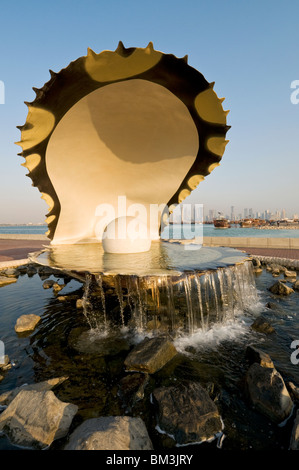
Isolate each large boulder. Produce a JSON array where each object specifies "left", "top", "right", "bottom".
[
  {"left": 0, "top": 376, "right": 68, "bottom": 406},
  {"left": 0, "top": 389, "right": 78, "bottom": 449},
  {"left": 124, "top": 336, "right": 177, "bottom": 374},
  {"left": 152, "top": 381, "right": 223, "bottom": 446},
  {"left": 246, "top": 363, "right": 293, "bottom": 424},
  {"left": 64, "top": 416, "right": 153, "bottom": 450}
]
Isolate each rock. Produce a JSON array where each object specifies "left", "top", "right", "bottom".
[
  {"left": 0, "top": 376, "right": 69, "bottom": 406},
  {"left": 268, "top": 281, "right": 294, "bottom": 295},
  {"left": 2, "top": 268, "right": 19, "bottom": 277},
  {"left": 15, "top": 314, "right": 41, "bottom": 334},
  {"left": 0, "top": 355, "right": 11, "bottom": 371},
  {"left": 253, "top": 267, "right": 263, "bottom": 275},
  {"left": 290, "top": 409, "right": 299, "bottom": 450},
  {"left": 76, "top": 298, "right": 84, "bottom": 309},
  {"left": 251, "top": 316, "right": 275, "bottom": 334},
  {"left": 0, "top": 276, "right": 17, "bottom": 288},
  {"left": 245, "top": 345, "right": 274, "bottom": 368},
  {"left": 270, "top": 264, "right": 285, "bottom": 273},
  {"left": 293, "top": 280, "right": 299, "bottom": 291},
  {"left": 0, "top": 390, "right": 78, "bottom": 449},
  {"left": 288, "top": 382, "right": 299, "bottom": 402},
  {"left": 246, "top": 363, "right": 293, "bottom": 424},
  {"left": 69, "top": 329, "right": 130, "bottom": 356},
  {"left": 252, "top": 258, "right": 261, "bottom": 267},
  {"left": 124, "top": 336, "right": 177, "bottom": 374},
  {"left": 26, "top": 265, "right": 37, "bottom": 276},
  {"left": 119, "top": 373, "right": 149, "bottom": 408},
  {"left": 64, "top": 416, "right": 153, "bottom": 450},
  {"left": 284, "top": 270, "right": 297, "bottom": 278},
  {"left": 271, "top": 267, "right": 281, "bottom": 277},
  {"left": 266, "top": 302, "right": 287, "bottom": 315},
  {"left": 42, "top": 279, "right": 55, "bottom": 289},
  {"left": 152, "top": 381, "right": 223, "bottom": 446},
  {"left": 52, "top": 282, "right": 65, "bottom": 293}
]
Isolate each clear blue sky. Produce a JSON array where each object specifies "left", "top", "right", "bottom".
[{"left": 0, "top": 0, "right": 298, "bottom": 223}]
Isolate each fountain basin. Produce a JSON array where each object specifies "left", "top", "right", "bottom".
[
  {"left": 30, "top": 241, "right": 250, "bottom": 277},
  {"left": 30, "top": 242, "right": 257, "bottom": 336}
]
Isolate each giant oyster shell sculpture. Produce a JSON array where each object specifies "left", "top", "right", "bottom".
[{"left": 16, "top": 42, "right": 229, "bottom": 252}]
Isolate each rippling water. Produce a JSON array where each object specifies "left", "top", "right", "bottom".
[{"left": 0, "top": 266, "right": 298, "bottom": 450}]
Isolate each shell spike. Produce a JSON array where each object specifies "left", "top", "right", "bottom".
[
  {"left": 116, "top": 41, "right": 126, "bottom": 55},
  {"left": 87, "top": 47, "right": 96, "bottom": 58},
  {"left": 145, "top": 42, "right": 154, "bottom": 53},
  {"left": 182, "top": 55, "right": 188, "bottom": 63},
  {"left": 49, "top": 69, "right": 57, "bottom": 79},
  {"left": 209, "top": 81, "right": 215, "bottom": 89}
]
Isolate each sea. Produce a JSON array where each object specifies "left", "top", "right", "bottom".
[{"left": 1, "top": 224, "right": 299, "bottom": 239}]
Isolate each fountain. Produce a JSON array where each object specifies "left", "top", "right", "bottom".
[{"left": 17, "top": 42, "right": 257, "bottom": 339}]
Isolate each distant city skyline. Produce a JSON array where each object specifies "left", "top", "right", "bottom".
[{"left": 204, "top": 206, "right": 298, "bottom": 222}]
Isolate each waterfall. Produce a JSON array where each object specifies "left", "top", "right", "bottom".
[{"left": 80, "top": 260, "right": 258, "bottom": 336}]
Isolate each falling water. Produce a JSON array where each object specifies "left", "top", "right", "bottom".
[{"left": 80, "top": 260, "right": 258, "bottom": 336}]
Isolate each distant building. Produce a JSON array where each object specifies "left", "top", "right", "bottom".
[{"left": 230, "top": 206, "right": 235, "bottom": 221}]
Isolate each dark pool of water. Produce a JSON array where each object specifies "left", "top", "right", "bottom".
[{"left": 0, "top": 267, "right": 298, "bottom": 450}]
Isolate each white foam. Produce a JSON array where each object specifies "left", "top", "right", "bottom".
[{"left": 174, "top": 317, "right": 250, "bottom": 353}]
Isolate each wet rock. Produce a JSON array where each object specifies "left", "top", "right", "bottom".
[
  {"left": 246, "top": 363, "right": 293, "bottom": 424},
  {"left": 69, "top": 329, "right": 130, "bottom": 356},
  {"left": 0, "top": 276, "right": 17, "bottom": 288},
  {"left": 2, "top": 268, "right": 19, "bottom": 277},
  {"left": 64, "top": 416, "right": 153, "bottom": 450},
  {"left": 52, "top": 282, "right": 65, "bottom": 294},
  {"left": 252, "top": 258, "right": 261, "bottom": 267},
  {"left": 76, "top": 298, "right": 89, "bottom": 309},
  {"left": 0, "top": 376, "right": 69, "bottom": 406},
  {"left": 288, "top": 382, "right": 299, "bottom": 402},
  {"left": 266, "top": 301, "right": 288, "bottom": 315},
  {"left": 290, "top": 409, "right": 299, "bottom": 450},
  {"left": 15, "top": 314, "right": 41, "bottom": 334},
  {"left": 119, "top": 373, "right": 149, "bottom": 408},
  {"left": 0, "top": 389, "right": 78, "bottom": 449},
  {"left": 152, "top": 381, "right": 223, "bottom": 446},
  {"left": 268, "top": 280, "right": 294, "bottom": 295},
  {"left": 250, "top": 316, "right": 275, "bottom": 334},
  {"left": 0, "top": 355, "right": 11, "bottom": 371},
  {"left": 245, "top": 345, "right": 274, "bottom": 368},
  {"left": 43, "top": 279, "right": 55, "bottom": 289},
  {"left": 253, "top": 265, "right": 263, "bottom": 274},
  {"left": 26, "top": 265, "right": 37, "bottom": 276},
  {"left": 124, "top": 336, "right": 177, "bottom": 374},
  {"left": 284, "top": 270, "right": 297, "bottom": 278},
  {"left": 293, "top": 280, "right": 299, "bottom": 291},
  {"left": 17, "top": 265, "right": 29, "bottom": 275}
]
